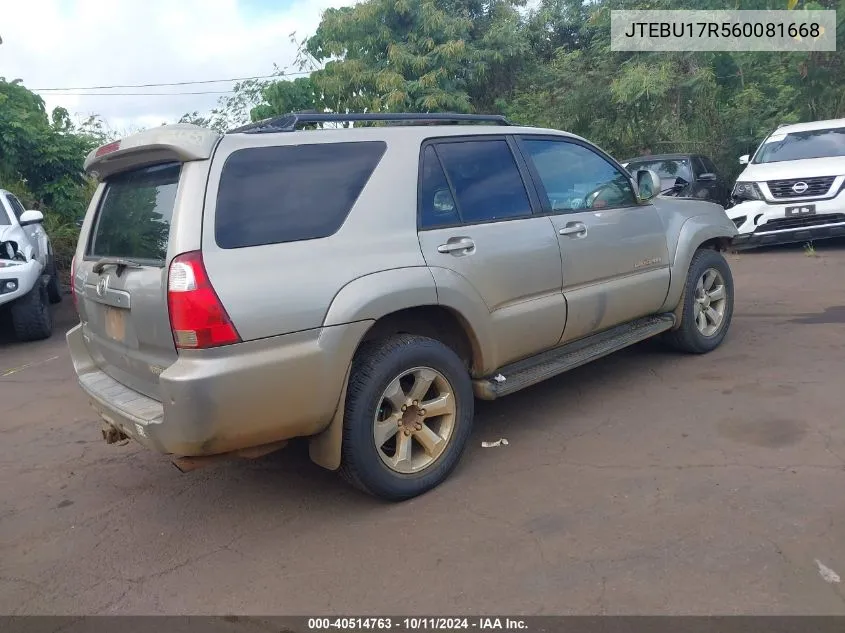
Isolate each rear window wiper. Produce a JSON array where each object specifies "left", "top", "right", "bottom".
[{"left": 92, "top": 257, "right": 144, "bottom": 275}]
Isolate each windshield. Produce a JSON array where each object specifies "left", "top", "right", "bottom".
[
  {"left": 753, "top": 127, "right": 845, "bottom": 164},
  {"left": 626, "top": 159, "right": 692, "bottom": 188}
]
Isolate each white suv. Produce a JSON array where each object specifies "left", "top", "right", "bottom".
[
  {"left": 727, "top": 118, "right": 845, "bottom": 248},
  {"left": 0, "top": 189, "right": 62, "bottom": 341}
]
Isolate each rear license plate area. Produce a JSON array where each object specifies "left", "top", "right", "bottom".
[
  {"left": 785, "top": 204, "right": 815, "bottom": 217},
  {"left": 104, "top": 306, "right": 127, "bottom": 341}
]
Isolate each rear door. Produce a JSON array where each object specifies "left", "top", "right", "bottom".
[
  {"left": 516, "top": 136, "right": 670, "bottom": 344},
  {"left": 416, "top": 137, "right": 566, "bottom": 367},
  {"left": 76, "top": 163, "right": 182, "bottom": 399}
]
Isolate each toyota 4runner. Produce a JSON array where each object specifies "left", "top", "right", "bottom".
[{"left": 67, "top": 113, "right": 738, "bottom": 500}]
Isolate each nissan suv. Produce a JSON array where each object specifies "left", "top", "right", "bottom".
[
  {"left": 67, "top": 113, "right": 737, "bottom": 501},
  {"left": 728, "top": 118, "right": 845, "bottom": 248}
]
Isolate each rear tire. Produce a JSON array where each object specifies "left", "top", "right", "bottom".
[
  {"left": 664, "top": 248, "right": 734, "bottom": 354},
  {"left": 11, "top": 284, "right": 53, "bottom": 342},
  {"left": 46, "top": 256, "right": 63, "bottom": 304},
  {"left": 339, "top": 334, "right": 474, "bottom": 501}
]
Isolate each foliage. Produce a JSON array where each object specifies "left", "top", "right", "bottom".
[
  {"left": 0, "top": 79, "right": 107, "bottom": 270},
  {"left": 6, "top": 0, "right": 845, "bottom": 277},
  {"left": 303, "top": 0, "right": 529, "bottom": 114},
  {"left": 206, "top": 0, "right": 843, "bottom": 181},
  {"left": 0, "top": 79, "right": 104, "bottom": 219}
]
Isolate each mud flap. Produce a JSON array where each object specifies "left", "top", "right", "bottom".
[{"left": 308, "top": 365, "right": 352, "bottom": 471}]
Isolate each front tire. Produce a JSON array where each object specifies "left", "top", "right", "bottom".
[
  {"left": 11, "top": 284, "right": 53, "bottom": 342},
  {"left": 46, "top": 256, "right": 63, "bottom": 304},
  {"left": 339, "top": 334, "right": 474, "bottom": 501},
  {"left": 664, "top": 248, "right": 734, "bottom": 354}
]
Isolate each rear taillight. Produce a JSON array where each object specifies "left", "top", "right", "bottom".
[
  {"left": 70, "top": 256, "right": 79, "bottom": 313},
  {"left": 167, "top": 251, "right": 240, "bottom": 349}
]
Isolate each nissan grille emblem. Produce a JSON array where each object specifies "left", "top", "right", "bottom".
[
  {"left": 96, "top": 276, "right": 109, "bottom": 298},
  {"left": 792, "top": 181, "right": 809, "bottom": 194}
]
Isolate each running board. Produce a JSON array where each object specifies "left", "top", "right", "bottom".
[{"left": 473, "top": 314, "right": 675, "bottom": 400}]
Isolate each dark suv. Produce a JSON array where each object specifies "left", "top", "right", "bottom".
[{"left": 622, "top": 154, "right": 730, "bottom": 208}]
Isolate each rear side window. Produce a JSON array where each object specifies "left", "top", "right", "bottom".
[
  {"left": 215, "top": 141, "right": 387, "bottom": 249},
  {"left": 89, "top": 163, "right": 180, "bottom": 262},
  {"left": 433, "top": 140, "right": 532, "bottom": 224}
]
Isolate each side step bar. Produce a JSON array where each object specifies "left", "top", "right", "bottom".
[{"left": 473, "top": 314, "right": 675, "bottom": 400}]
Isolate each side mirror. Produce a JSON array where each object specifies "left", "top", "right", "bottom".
[
  {"left": 738, "top": 155, "right": 750, "bottom": 165},
  {"left": 697, "top": 172, "right": 717, "bottom": 182},
  {"left": 19, "top": 210, "right": 44, "bottom": 227},
  {"left": 635, "top": 169, "right": 662, "bottom": 200}
]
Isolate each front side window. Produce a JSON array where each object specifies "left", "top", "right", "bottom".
[
  {"left": 433, "top": 140, "right": 532, "bottom": 224},
  {"left": 754, "top": 127, "right": 845, "bottom": 164},
  {"left": 89, "top": 163, "right": 180, "bottom": 262},
  {"left": 522, "top": 139, "right": 637, "bottom": 210},
  {"left": 702, "top": 156, "right": 719, "bottom": 174}
]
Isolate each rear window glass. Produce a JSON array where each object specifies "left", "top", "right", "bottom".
[
  {"left": 89, "top": 163, "right": 180, "bottom": 262},
  {"left": 215, "top": 141, "right": 387, "bottom": 249}
]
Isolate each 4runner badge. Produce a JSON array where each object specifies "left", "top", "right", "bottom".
[{"left": 634, "top": 257, "right": 662, "bottom": 269}]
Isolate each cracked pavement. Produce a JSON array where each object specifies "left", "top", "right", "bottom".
[{"left": 1, "top": 242, "right": 845, "bottom": 615}]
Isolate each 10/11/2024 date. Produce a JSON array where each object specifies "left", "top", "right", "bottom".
[
  {"left": 308, "top": 618, "right": 528, "bottom": 630},
  {"left": 623, "top": 22, "right": 822, "bottom": 39}
]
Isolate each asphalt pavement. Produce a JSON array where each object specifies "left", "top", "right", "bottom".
[{"left": 1, "top": 243, "right": 844, "bottom": 615}]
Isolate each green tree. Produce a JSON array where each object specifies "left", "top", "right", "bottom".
[
  {"left": 303, "top": 0, "right": 529, "bottom": 114},
  {"left": 0, "top": 79, "right": 102, "bottom": 220}
]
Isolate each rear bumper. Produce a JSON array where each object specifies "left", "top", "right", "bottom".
[{"left": 67, "top": 320, "right": 371, "bottom": 456}]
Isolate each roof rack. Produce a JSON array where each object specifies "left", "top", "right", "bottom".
[{"left": 229, "top": 112, "right": 512, "bottom": 134}]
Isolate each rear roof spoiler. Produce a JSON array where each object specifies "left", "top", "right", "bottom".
[{"left": 84, "top": 124, "right": 222, "bottom": 180}]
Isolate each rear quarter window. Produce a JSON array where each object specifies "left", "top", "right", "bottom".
[{"left": 215, "top": 141, "right": 387, "bottom": 249}]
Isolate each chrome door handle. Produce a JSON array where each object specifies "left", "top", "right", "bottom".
[
  {"left": 559, "top": 222, "right": 587, "bottom": 237},
  {"left": 437, "top": 238, "right": 475, "bottom": 254}
]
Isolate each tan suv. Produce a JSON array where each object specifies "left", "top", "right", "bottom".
[{"left": 67, "top": 113, "right": 738, "bottom": 500}]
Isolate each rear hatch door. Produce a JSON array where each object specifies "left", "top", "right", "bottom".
[{"left": 78, "top": 162, "right": 186, "bottom": 400}]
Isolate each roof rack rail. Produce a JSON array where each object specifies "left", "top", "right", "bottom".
[{"left": 229, "top": 112, "right": 512, "bottom": 134}]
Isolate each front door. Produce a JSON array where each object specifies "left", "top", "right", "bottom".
[
  {"left": 516, "top": 137, "right": 671, "bottom": 344},
  {"left": 416, "top": 138, "right": 566, "bottom": 368}
]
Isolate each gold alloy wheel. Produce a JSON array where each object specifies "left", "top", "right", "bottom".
[
  {"left": 373, "top": 367, "right": 457, "bottom": 474},
  {"left": 693, "top": 267, "right": 728, "bottom": 337}
]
